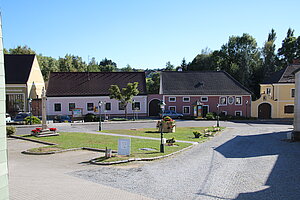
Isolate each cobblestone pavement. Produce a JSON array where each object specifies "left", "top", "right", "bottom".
[
  {"left": 71, "top": 124, "right": 300, "bottom": 200},
  {"left": 8, "top": 138, "right": 153, "bottom": 200}
]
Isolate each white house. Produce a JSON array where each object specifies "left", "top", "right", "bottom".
[{"left": 46, "top": 72, "right": 148, "bottom": 118}]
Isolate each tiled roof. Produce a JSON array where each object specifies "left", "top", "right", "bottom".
[
  {"left": 46, "top": 72, "right": 147, "bottom": 97},
  {"left": 161, "top": 71, "right": 251, "bottom": 95},
  {"left": 4, "top": 54, "right": 35, "bottom": 84},
  {"left": 262, "top": 64, "right": 300, "bottom": 84}
]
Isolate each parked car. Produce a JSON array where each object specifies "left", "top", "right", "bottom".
[
  {"left": 160, "top": 110, "right": 183, "bottom": 119},
  {"left": 13, "top": 112, "right": 30, "bottom": 124},
  {"left": 84, "top": 113, "right": 97, "bottom": 122},
  {"left": 53, "top": 115, "right": 72, "bottom": 123},
  {"left": 6, "top": 113, "right": 11, "bottom": 123}
]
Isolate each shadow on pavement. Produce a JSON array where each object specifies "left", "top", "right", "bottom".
[
  {"left": 214, "top": 130, "right": 300, "bottom": 200},
  {"left": 230, "top": 119, "right": 293, "bottom": 125}
]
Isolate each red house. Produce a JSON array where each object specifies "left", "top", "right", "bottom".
[{"left": 157, "top": 71, "right": 252, "bottom": 118}]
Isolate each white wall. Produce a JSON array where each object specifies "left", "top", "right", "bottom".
[{"left": 46, "top": 96, "right": 148, "bottom": 116}]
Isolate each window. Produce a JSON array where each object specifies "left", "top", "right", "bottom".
[
  {"left": 54, "top": 103, "right": 61, "bottom": 112},
  {"left": 266, "top": 88, "right": 271, "bottom": 95},
  {"left": 228, "top": 96, "right": 234, "bottom": 105},
  {"left": 69, "top": 103, "right": 75, "bottom": 111},
  {"left": 132, "top": 102, "right": 141, "bottom": 110},
  {"left": 291, "top": 89, "right": 295, "bottom": 98},
  {"left": 183, "top": 106, "right": 190, "bottom": 114},
  {"left": 105, "top": 102, "right": 111, "bottom": 111},
  {"left": 169, "top": 106, "right": 176, "bottom": 111},
  {"left": 119, "top": 102, "right": 125, "bottom": 110},
  {"left": 201, "top": 97, "right": 208, "bottom": 102},
  {"left": 235, "top": 111, "right": 242, "bottom": 116},
  {"left": 219, "top": 97, "right": 227, "bottom": 105},
  {"left": 183, "top": 97, "right": 190, "bottom": 102},
  {"left": 87, "top": 103, "right": 94, "bottom": 111},
  {"left": 284, "top": 105, "right": 294, "bottom": 114},
  {"left": 169, "top": 97, "right": 176, "bottom": 102},
  {"left": 220, "top": 111, "right": 227, "bottom": 116},
  {"left": 235, "top": 97, "right": 242, "bottom": 105}
]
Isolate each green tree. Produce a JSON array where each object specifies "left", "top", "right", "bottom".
[
  {"left": 180, "top": 57, "right": 187, "bottom": 71},
  {"left": 37, "top": 55, "right": 59, "bottom": 80},
  {"left": 109, "top": 82, "right": 139, "bottom": 118},
  {"left": 165, "top": 61, "right": 175, "bottom": 71},
  {"left": 278, "top": 28, "right": 297, "bottom": 65},
  {"left": 146, "top": 72, "right": 160, "bottom": 94},
  {"left": 8, "top": 45, "right": 36, "bottom": 54},
  {"left": 58, "top": 54, "right": 87, "bottom": 72},
  {"left": 262, "top": 29, "right": 278, "bottom": 78},
  {"left": 187, "top": 48, "right": 217, "bottom": 71},
  {"left": 120, "top": 64, "right": 134, "bottom": 72},
  {"left": 87, "top": 57, "right": 100, "bottom": 72}
]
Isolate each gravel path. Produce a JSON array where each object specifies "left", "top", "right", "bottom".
[{"left": 71, "top": 125, "right": 300, "bottom": 200}]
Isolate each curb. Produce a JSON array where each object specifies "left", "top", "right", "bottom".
[
  {"left": 9, "top": 135, "right": 57, "bottom": 146},
  {"left": 21, "top": 147, "right": 118, "bottom": 155},
  {"left": 89, "top": 143, "right": 197, "bottom": 165}
]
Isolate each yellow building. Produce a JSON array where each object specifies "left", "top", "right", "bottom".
[
  {"left": 252, "top": 64, "right": 300, "bottom": 119},
  {"left": 4, "top": 54, "right": 45, "bottom": 115}
]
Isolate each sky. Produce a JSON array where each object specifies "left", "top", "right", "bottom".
[{"left": 1, "top": 0, "right": 300, "bottom": 69}]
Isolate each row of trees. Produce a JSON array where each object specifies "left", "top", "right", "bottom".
[
  {"left": 4, "top": 46, "right": 142, "bottom": 80},
  {"left": 5, "top": 28, "right": 300, "bottom": 97},
  {"left": 187, "top": 28, "right": 300, "bottom": 97}
]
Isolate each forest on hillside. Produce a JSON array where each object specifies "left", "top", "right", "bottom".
[{"left": 5, "top": 28, "right": 300, "bottom": 98}]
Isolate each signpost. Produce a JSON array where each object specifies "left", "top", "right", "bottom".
[{"left": 118, "top": 139, "right": 131, "bottom": 155}]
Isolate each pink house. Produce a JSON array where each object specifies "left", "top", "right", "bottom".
[
  {"left": 46, "top": 72, "right": 147, "bottom": 118},
  {"left": 156, "top": 71, "right": 252, "bottom": 118}
]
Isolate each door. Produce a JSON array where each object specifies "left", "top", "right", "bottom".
[
  {"left": 258, "top": 103, "right": 271, "bottom": 119},
  {"left": 149, "top": 99, "right": 161, "bottom": 116},
  {"left": 202, "top": 105, "right": 209, "bottom": 117}
]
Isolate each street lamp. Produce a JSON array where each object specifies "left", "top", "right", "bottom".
[
  {"left": 245, "top": 100, "right": 249, "bottom": 118},
  {"left": 159, "top": 100, "right": 166, "bottom": 153},
  {"left": 216, "top": 104, "right": 220, "bottom": 127},
  {"left": 98, "top": 101, "right": 103, "bottom": 131},
  {"left": 28, "top": 98, "right": 32, "bottom": 125},
  {"left": 132, "top": 100, "right": 136, "bottom": 121}
]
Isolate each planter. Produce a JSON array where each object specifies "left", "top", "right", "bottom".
[{"left": 157, "top": 121, "right": 175, "bottom": 133}]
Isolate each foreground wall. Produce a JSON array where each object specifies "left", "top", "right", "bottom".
[{"left": 0, "top": 15, "right": 9, "bottom": 200}]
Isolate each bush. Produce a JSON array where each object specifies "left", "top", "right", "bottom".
[
  {"left": 193, "top": 131, "right": 202, "bottom": 138},
  {"left": 206, "top": 112, "right": 215, "bottom": 120},
  {"left": 24, "top": 116, "right": 41, "bottom": 125},
  {"left": 6, "top": 126, "right": 16, "bottom": 136},
  {"left": 84, "top": 113, "right": 97, "bottom": 122},
  {"left": 111, "top": 118, "right": 128, "bottom": 121}
]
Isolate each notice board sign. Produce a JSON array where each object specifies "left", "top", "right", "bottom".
[
  {"left": 72, "top": 108, "right": 83, "bottom": 118},
  {"left": 118, "top": 139, "right": 131, "bottom": 155}
]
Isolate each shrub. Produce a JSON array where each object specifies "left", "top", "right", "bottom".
[
  {"left": 84, "top": 113, "right": 97, "bottom": 122},
  {"left": 111, "top": 118, "right": 128, "bottom": 121},
  {"left": 24, "top": 116, "right": 41, "bottom": 125},
  {"left": 206, "top": 112, "right": 215, "bottom": 120},
  {"left": 193, "top": 131, "right": 202, "bottom": 138},
  {"left": 6, "top": 126, "right": 16, "bottom": 136}
]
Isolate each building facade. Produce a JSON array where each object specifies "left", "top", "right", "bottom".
[
  {"left": 46, "top": 72, "right": 148, "bottom": 118},
  {"left": 158, "top": 71, "right": 252, "bottom": 118},
  {"left": 251, "top": 64, "right": 300, "bottom": 119}
]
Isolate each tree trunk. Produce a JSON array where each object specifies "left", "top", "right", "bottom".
[{"left": 124, "top": 103, "right": 128, "bottom": 119}]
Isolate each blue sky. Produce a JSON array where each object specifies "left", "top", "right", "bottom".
[{"left": 1, "top": 0, "right": 300, "bottom": 69}]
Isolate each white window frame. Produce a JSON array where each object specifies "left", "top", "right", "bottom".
[
  {"left": 235, "top": 111, "right": 242, "bottom": 116},
  {"left": 235, "top": 96, "right": 242, "bottom": 105},
  {"left": 169, "top": 97, "right": 176, "bottom": 102},
  {"left": 183, "top": 97, "right": 190, "bottom": 102},
  {"left": 169, "top": 106, "right": 176, "bottom": 112},
  {"left": 284, "top": 104, "right": 294, "bottom": 114},
  {"left": 201, "top": 96, "right": 208, "bottom": 102},
  {"left": 69, "top": 102, "right": 76, "bottom": 111},
  {"left": 219, "top": 96, "right": 227, "bottom": 105},
  {"left": 183, "top": 106, "right": 190, "bottom": 114},
  {"left": 132, "top": 101, "right": 141, "bottom": 111},
  {"left": 87, "top": 102, "right": 94, "bottom": 111},
  {"left": 266, "top": 88, "right": 271, "bottom": 95},
  {"left": 291, "top": 88, "right": 295, "bottom": 98},
  {"left": 54, "top": 103, "right": 62, "bottom": 112},
  {"left": 228, "top": 96, "right": 234, "bottom": 105}
]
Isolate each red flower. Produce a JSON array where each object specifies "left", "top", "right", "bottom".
[
  {"left": 49, "top": 128, "right": 57, "bottom": 131},
  {"left": 31, "top": 129, "right": 38, "bottom": 133}
]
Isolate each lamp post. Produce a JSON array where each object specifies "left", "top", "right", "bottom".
[
  {"left": 245, "top": 100, "right": 249, "bottom": 118},
  {"left": 216, "top": 103, "right": 220, "bottom": 127},
  {"left": 98, "top": 101, "right": 103, "bottom": 131},
  {"left": 159, "top": 100, "right": 166, "bottom": 153},
  {"left": 28, "top": 98, "right": 32, "bottom": 125}
]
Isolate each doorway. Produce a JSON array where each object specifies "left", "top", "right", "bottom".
[
  {"left": 258, "top": 103, "right": 271, "bottom": 119},
  {"left": 149, "top": 99, "right": 161, "bottom": 116}
]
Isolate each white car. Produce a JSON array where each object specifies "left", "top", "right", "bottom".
[{"left": 6, "top": 113, "right": 11, "bottom": 123}]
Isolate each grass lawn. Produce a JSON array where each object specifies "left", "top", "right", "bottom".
[
  {"left": 25, "top": 132, "right": 191, "bottom": 162},
  {"left": 100, "top": 127, "right": 224, "bottom": 142}
]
